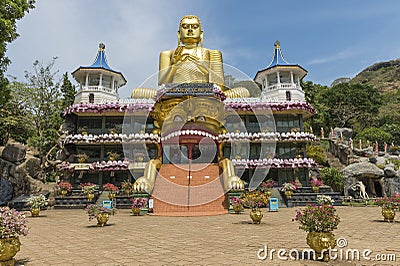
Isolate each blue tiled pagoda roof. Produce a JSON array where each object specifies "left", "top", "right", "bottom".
[
  {"left": 72, "top": 43, "right": 127, "bottom": 85},
  {"left": 83, "top": 43, "right": 113, "bottom": 71},
  {"left": 267, "top": 40, "right": 289, "bottom": 68}
]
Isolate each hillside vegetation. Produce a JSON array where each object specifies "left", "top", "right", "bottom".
[{"left": 304, "top": 58, "right": 400, "bottom": 146}]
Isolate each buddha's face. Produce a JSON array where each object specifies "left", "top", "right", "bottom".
[{"left": 179, "top": 17, "right": 201, "bottom": 45}]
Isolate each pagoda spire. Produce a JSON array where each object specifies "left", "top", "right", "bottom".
[
  {"left": 89, "top": 43, "right": 112, "bottom": 70},
  {"left": 267, "top": 40, "right": 290, "bottom": 68}
]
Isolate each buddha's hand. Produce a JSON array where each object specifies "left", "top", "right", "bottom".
[
  {"left": 228, "top": 176, "right": 245, "bottom": 191},
  {"left": 133, "top": 177, "right": 152, "bottom": 193}
]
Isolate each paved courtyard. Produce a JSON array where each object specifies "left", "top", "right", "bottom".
[{"left": 14, "top": 206, "right": 399, "bottom": 266}]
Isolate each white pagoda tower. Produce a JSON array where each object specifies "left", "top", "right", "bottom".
[
  {"left": 254, "top": 41, "right": 307, "bottom": 102},
  {"left": 72, "top": 43, "right": 127, "bottom": 104}
]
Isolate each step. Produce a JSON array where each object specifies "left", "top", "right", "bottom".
[{"left": 152, "top": 163, "right": 228, "bottom": 215}]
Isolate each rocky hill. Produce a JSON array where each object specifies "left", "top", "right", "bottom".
[{"left": 351, "top": 58, "right": 400, "bottom": 92}]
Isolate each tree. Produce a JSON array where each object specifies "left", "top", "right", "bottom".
[
  {"left": 60, "top": 72, "right": 75, "bottom": 109},
  {"left": 0, "top": 0, "right": 35, "bottom": 104},
  {"left": 318, "top": 83, "right": 382, "bottom": 134},
  {"left": 301, "top": 81, "right": 330, "bottom": 134},
  {"left": 21, "top": 58, "right": 63, "bottom": 157},
  {"left": 0, "top": 80, "right": 35, "bottom": 145}
]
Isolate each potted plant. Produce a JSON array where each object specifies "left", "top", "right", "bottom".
[
  {"left": 107, "top": 151, "right": 120, "bottom": 162},
  {"left": 84, "top": 204, "right": 115, "bottom": 227},
  {"left": 57, "top": 181, "right": 72, "bottom": 196},
  {"left": 375, "top": 195, "right": 399, "bottom": 222},
  {"left": 103, "top": 183, "right": 119, "bottom": 200},
  {"left": 80, "top": 183, "right": 98, "bottom": 202},
  {"left": 281, "top": 182, "right": 297, "bottom": 198},
  {"left": 0, "top": 207, "right": 29, "bottom": 264},
  {"left": 240, "top": 191, "right": 268, "bottom": 224},
  {"left": 230, "top": 196, "right": 243, "bottom": 214},
  {"left": 310, "top": 179, "right": 323, "bottom": 193},
  {"left": 259, "top": 179, "right": 278, "bottom": 197},
  {"left": 293, "top": 204, "right": 340, "bottom": 261},
  {"left": 316, "top": 195, "right": 335, "bottom": 206},
  {"left": 27, "top": 194, "right": 48, "bottom": 217},
  {"left": 121, "top": 180, "right": 133, "bottom": 195},
  {"left": 77, "top": 153, "right": 89, "bottom": 163},
  {"left": 130, "top": 198, "right": 148, "bottom": 216}
]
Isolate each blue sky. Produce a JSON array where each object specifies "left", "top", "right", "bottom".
[{"left": 6, "top": 0, "right": 400, "bottom": 98}]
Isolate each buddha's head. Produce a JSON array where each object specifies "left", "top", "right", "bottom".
[{"left": 178, "top": 15, "right": 203, "bottom": 46}]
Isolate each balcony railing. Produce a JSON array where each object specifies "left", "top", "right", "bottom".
[
  {"left": 267, "top": 83, "right": 300, "bottom": 91},
  {"left": 78, "top": 85, "right": 114, "bottom": 94}
]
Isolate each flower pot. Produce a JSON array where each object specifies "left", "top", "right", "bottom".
[
  {"left": 382, "top": 207, "right": 395, "bottom": 223},
  {"left": 109, "top": 157, "right": 115, "bottom": 162},
  {"left": 30, "top": 207, "right": 40, "bottom": 217},
  {"left": 132, "top": 207, "right": 141, "bottom": 216},
  {"left": 306, "top": 232, "right": 336, "bottom": 262},
  {"left": 0, "top": 237, "right": 21, "bottom": 265},
  {"left": 312, "top": 186, "right": 319, "bottom": 193},
  {"left": 96, "top": 212, "right": 109, "bottom": 227},
  {"left": 250, "top": 208, "right": 263, "bottom": 224},
  {"left": 87, "top": 193, "right": 95, "bottom": 202},
  {"left": 124, "top": 188, "right": 131, "bottom": 195},
  {"left": 108, "top": 193, "right": 116, "bottom": 200},
  {"left": 60, "top": 189, "right": 68, "bottom": 196},
  {"left": 232, "top": 205, "right": 243, "bottom": 214},
  {"left": 284, "top": 190, "right": 293, "bottom": 199}
]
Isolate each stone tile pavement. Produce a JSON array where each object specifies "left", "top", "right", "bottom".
[{"left": 14, "top": 206, "right": 400, "bottom": 265}]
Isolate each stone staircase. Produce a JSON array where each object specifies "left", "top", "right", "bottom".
[
  {"left": 54, "top": 190, "right": 99, "bottom": 209},
  {"left": 151, "top": 163, "right": 228, "bottom": 216},
  {"left": 283, "top": 187, "right": 342, "bottom": 207}
]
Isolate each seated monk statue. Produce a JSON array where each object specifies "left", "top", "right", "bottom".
[{"left": 158, "top": 15, "right": 224, "bottom": 86}]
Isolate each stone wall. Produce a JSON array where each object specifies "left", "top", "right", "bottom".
[{"left": 0, "top": 142, "right": 57, "bottom": 205}]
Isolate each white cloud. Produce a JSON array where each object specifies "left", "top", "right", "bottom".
[{"left": 307, "top": 49, "right": 359, "bottom": 65}]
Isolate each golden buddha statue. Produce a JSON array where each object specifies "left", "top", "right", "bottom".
[{"left": 158, "top": 15, "right": 224, "bottom": 86}]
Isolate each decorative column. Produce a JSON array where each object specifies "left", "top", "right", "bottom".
[
  {"left": 99, "top": 73, "right": 103, "bottom": 87},
  {"left": 276, "top": 71, "right": 280, "bottom": 84},
  {"left": 85, "top": 73, "right": 89, "bottom": 87},
  {"left": 290, "top": 71, "right": 294, "bottom": 84}
]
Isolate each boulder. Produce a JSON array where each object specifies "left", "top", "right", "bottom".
[
  {"left": 1, "top": 143, "right": 26, "bottom": 163},
  {"left": 342, "top": 161, "right": 385, "bottom": 197},
  {"left": 342, "top": 161, "right": 384, "bottom": 179},
  {"left": 0, "top": 178, "right": 13, "bottom": 205},
  {"left": 384, "top": 165, "right": 397, "bottom": 178},
  {"left": 333, "top": 127, "right": 353, "bottom": 140},
  {"left": 368, "top": 157, "right": 377, "bottom": 164}
]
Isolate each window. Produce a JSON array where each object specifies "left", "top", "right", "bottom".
[
  {"left": 89, "top": 93, "right": 94, "bottom": 103},
  {"left": 286, "top": 91, "right": 291, "bottom": 101},
  {"left": 102, "top": 75, "right": 112, "bottom": 88},
  {"left": 78, "top": 118, "right": 102, "bottom": 130},
  {"left": 88, "top": 74, "right": 100, "bottom": 86}
]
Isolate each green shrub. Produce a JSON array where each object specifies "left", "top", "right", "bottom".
[
  {"left": 355, "top": 127, "right": 393, "bottom": 145},
  {"left": 306, "top": 144, "right": 328, "bottom": 165},
  {"left": 320, "top": 167, "right": 344, "bottom": 193}
]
